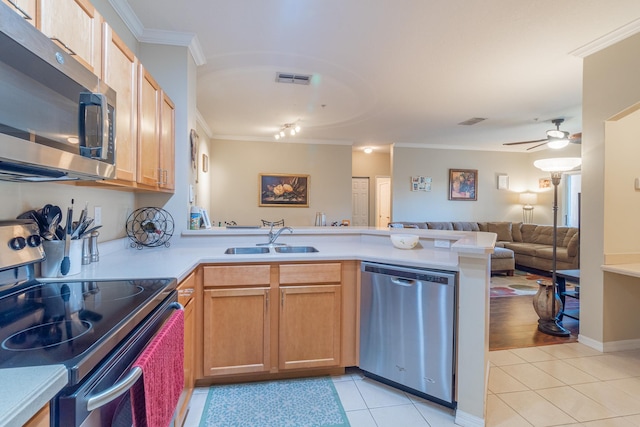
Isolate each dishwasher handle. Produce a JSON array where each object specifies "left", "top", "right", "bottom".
[{"left": 390, "top": 277, "right": 416, "bottom": 287}]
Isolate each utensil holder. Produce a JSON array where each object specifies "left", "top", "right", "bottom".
[{"left": 41, "top": 239, "right": 82, "bottom": 277}]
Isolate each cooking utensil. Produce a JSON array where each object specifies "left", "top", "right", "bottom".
[
  {"left": 72, "top": 218, "right": 93, "bottom": 240},
  {"left": 42, "top": 213, "right": 61, "bottom": 240},
  {"left": 79, "top": 225, "right": 102, "bottom": 239},
  {"left": 60, "top": 201, "right": 74, "bottom": 276}
]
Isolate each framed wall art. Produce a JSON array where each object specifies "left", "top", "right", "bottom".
[
  {"left": 411, "top": 176, "right": 432, "bottom": 192},
  {"left": 497, "top": 174, "right": 509, "bottom": 190},
  {"left": 449, "top": 169, "right": 477, "bottom": 201},
  {"left": 259, "top": 173, "right": 309, "bottom": 207}
]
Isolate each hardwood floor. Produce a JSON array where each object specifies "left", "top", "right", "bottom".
[{"left": 489, "top": 294, "right": 579, "bottom": 351}]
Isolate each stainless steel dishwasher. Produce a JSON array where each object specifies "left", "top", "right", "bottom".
[{"left": 359, "top": 261, "right": 457, "bottom": 407}]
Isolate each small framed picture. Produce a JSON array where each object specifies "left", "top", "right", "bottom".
[
  {"left": 497, "top": 174, "right": 509, "bottom": 190},
  {"left": 539, "top": 178, "right": 551, "bottom": 189},
  {"left": 449, "top": 169, "right": 477, "bottom": 201},
  {"left": 202, "top": 153, "right": 209, "bottom": 173}
]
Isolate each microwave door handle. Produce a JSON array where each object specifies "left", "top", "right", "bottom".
[
  {"left": 78, "top": 92, "right": 107, "bottom": 159},
  {"left": 86, "top": 366, "right": 142, "bottom": 411}
]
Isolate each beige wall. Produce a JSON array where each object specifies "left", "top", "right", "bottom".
[
  {"left": 582, "top": 32, "right": 640, "bottom": 346},
  {"left": 389, "top": 145, "right": 581, "bottom": 225},
  {"left": 208, "top": 140, "right": 353, "bottom": 226},
  {"left": 352, "top": 151, "right": 391, "bottom": 226}
]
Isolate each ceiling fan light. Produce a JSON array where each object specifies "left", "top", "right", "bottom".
[
  {"left": 547, "top": 138, "right": 569, "bottom": 149},
  {"left": 274, "top": 134, "right": 280, "bottom": 140},
  {"left": 295, "top": 125, "right": 301, "bottom": 133},
  {"left": 280, "top": 131, "right": 285, "bottom": 137},
  {"left": 290, "top": 128, "right": 296, "bottom": 136}
]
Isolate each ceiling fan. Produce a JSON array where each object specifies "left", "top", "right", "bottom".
[{"left": 503, "top": 118, "right": 582, "bottom": 150}]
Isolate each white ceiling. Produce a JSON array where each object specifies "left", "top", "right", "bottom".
[{"left": 114, "top": 0, "right": 640, "bottom": 152}]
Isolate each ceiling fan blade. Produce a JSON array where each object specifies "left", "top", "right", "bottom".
[
  {"left": 569, "top": 132, "right": 582, "bottom": 144},
  {"left": 526, "top": 141, "right": 550, "bottom": 151},
  {"left": 503, "top": 138, "right": 548, "bottom": 146}
]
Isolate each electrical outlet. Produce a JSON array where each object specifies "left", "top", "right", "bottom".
[
  {"left": 94, "top": 206, "right": 102, "bottom": 226},
  {"left": 434, "top": 239, "right": 451, "bottom": 248}
]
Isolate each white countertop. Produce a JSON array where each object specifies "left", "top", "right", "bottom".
[
  {"left": 4, "top": 226, "right": 496, "bottom": 424},
  {"left": 0, "top": 365, "right": 67, "bottom": 427}
]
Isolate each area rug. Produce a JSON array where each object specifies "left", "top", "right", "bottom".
[
  {"left": 490, "top": 270, "right": 547, "bottom": 297},
  {"left": 198, "top": 376, "right": 350, "bottom": 427}
]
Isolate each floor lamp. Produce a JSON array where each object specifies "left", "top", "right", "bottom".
[
  {"left": 520, "top": 192, "right": 538, "bottom": 224},
  {"left": 533, "top": 157, "right": 582, "bottom": 337}
]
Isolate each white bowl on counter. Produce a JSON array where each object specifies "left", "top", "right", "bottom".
[{"left": 390, "top": 234, "right": 419, "bottom": 249}]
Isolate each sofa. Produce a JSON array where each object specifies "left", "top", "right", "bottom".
[{"left": 395, "top": 221, "right": 580, "bottom": 273}]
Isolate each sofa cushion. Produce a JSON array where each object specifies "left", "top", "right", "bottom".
[
  {"left": 511, "top": 222, "right": 523, "bottom": 242},
  {"left": 534, "top": 246, "right": 575, "bottom": 263},
  {"left": 427, "top": 222, "right": 454, "bottom": 230},
  {"left": 452, "top": 222, "right": 480, "bottom": 231},
  {"left": 520, "top": 224, "right": 538, "bottom": 243},
  {"left": 562, "top": 228, "right": 579, "bottom": 247},
  {"left": 503, "top": 242, "right": 548, "bottom": 257},
  {"left": 531, "top": 226, "right": 573, "bottom": 247},
  {"left": 396, "top": 222, "right": 428, "bottom": 229},
  {"left": 486, "top": 222, "right": 513, "bottom": 242}
]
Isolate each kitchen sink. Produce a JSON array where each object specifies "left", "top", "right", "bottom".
[
  {"left": 224, "top": 247, "right": 271, "bottom": 254},
  {"left": 273, "top": 246, "right": 319, "bottom": 253}
]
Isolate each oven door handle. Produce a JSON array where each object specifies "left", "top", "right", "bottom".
[
  {"left": 86, "top": 366, "right": 142, "bottom": 411},
  {"left": 85, "top": 301, "right": 183, "bottom": 411}
]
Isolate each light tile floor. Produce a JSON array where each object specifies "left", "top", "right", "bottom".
[{"left": 183, "top": 343, "right": 640, "bottom": 427}]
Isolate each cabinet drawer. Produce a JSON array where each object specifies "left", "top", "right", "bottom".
[
  {"left": 279, "top": 263, "right": 341, "bottom": 285},
  {"left": 203, "top": 265, "right": 271, "bottom": 287},
  {"left": 177, "top": 271, "right": 196, "bottom": 306}
]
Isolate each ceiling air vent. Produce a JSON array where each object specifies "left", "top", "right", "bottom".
[
  {"left": 275, "top": 72, "right": 312, "bottom": 85},
  {"left": 458, "top": 117, "right": 487, "bottom": 126}
]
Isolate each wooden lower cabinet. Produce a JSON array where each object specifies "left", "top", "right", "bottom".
[
  {"left": 199, "top": 262, "right": 354, "bottom": 381},
  {"left": 279, "top": 284, "right": 341, "bottom": 370},
  {"left": 175, "top": 272, "right": 196, "bottom": 427},
  {"left": 203, "top": 287, "right": 270, "bottom": 376},
  {"left": 24, "top": 403, "right": 49, "bottom": 427}
]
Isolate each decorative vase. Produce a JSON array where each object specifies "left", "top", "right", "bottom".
[{"left": 532, "top": 279, "right": 562, "bottom": 321}]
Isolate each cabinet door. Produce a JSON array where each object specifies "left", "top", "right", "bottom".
[
  {"left": 159, "top": 92, "right": 175, "bottom": 191},
  {"left": 137, "top": 66, "right": 160, "bottom": 187},
  {"left": 279, "top": 285, "right": 341, "bottom": 370},
  {"left": 103, "top": 25, "right": 137, "bottom": 182},
  {"left": 2, "top": 0, "right": 37, "bottom": 25},
  {"left": 203, "top": 288, "right": 270, "bottom": 376},
  {"left": 38, "top": 0, "right": 102, "bottom": 76}
]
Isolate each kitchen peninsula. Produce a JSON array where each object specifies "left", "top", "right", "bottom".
[{"left": 3, "top": 227, "right": 495, "bottom": 427}]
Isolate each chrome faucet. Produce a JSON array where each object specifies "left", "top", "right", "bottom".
[{"left": 258, "top": 225, "right": 293, "bottom": 246}]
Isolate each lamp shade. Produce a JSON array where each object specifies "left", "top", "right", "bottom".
[
  {"left": 519, "top": 192, "right": 538, "bottom": 206},
  {"left": 533, "top": 157, "right": 581, "bottom": 172},
  {"left": 546, "top": 138, "right": 570, "bottom": 149}
]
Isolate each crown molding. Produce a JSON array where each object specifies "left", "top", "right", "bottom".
[
  {"left": 108, "top": 0, "right": 206, "bottom": 66},
  {"left": 211, "top": 134, "right": 353, "bottom": 146},
  {"left": 571, "top": 18, "right": 640, "bottom": 58},
  {"left": 196, "top": 110, "right": 213, "bottom": 138}
]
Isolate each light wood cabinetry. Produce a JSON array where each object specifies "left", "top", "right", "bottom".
[
  {"left": 23, "top": 403, "right": 49, "bottom": 427},
  {"left": 200, "top": 262, "right": 352, "bottom": 380},
  {"left": 103, "top": 24, "right": 137, "bottom": 183},
  {"left": 2, "top": 0, "right": 37, "bottom": 25},
  {"left": 38, "top": 0, "right": 102, "bottom": 76},
  {"left": 278, "top": 263, "right": 342, "bottom": 370},
  {"left": 136, "top": 65, "right": 175, "bottom": 192},
  {"left": 175, "top": 272, "right": 196, "bottom": 427},
  {"left": 159, "top": 91, "right": 175, "bottom": 191},
  {"left": 202, "top": 265, "right": 271, "bottom": 376}
]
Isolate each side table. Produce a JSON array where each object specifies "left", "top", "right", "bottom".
[{"left": 556, "top": 269, "right": 580, "bottom": 320}]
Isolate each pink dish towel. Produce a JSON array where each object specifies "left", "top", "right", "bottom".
[{"left": 131, "top": 309, "right": 184, "bottom": 427}]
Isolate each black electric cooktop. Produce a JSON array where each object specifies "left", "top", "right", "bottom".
[{"left": 0, "top": 278, "right": 176, "bottom": 384}]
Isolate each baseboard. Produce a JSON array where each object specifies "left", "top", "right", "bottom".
[
  {"left": 578, "top": 334, "right": 640, "bottom": 352},
  {"left": 455, "top": 409, "right": 485, "bottom": 427}
]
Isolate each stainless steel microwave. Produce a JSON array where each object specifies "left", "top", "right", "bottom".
[{"left": 0, "top": 2, "right": 116, "bottom": 182}]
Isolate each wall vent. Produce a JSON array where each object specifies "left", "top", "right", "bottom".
[
  {"left": 458, "top": 117, "right": 487, "bottom": 126},
  {"left": 275, "top": 72, "right": 312, "bottom": 85}
]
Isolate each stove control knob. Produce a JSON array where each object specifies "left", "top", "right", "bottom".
[
  {"left": 27, "top": 234, "right": 42, "bottom": 247},
  {"left": 9, "top": 236, "right": 26, "bottom": 250}
]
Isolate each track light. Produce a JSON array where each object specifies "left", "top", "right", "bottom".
[{"left": 274, "top": 122, "right": 302, "bottom": 140}]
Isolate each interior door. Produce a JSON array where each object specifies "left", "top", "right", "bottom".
[
  {"left": 376, "top": 177, "right": 391, "bottom": 227},
  {"left": 352, "top": 177, "right": 369, "bottom": 226}
]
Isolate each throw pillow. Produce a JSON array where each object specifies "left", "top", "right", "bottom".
[
  {"left": 487, "top": 222, "right": 513, "bottom": 242},
  {"left": 511, "top": 222, "right": 523, "bottom": 242}
]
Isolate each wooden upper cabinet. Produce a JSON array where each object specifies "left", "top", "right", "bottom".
[
  {"left": 103, "top": 24, "right": 137, "bottom": 182},
  {"left": 2, "top": 0, "right": 37, "bottom": 26},
  {"left": 38, "top": 0, "right": 102, "bottom": 76},
  {"left": 159, "top": 92, "right": 175, "bottom": 191},
  {"left": 137, "top": 65, "right": 161, "bottom": 187}
]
